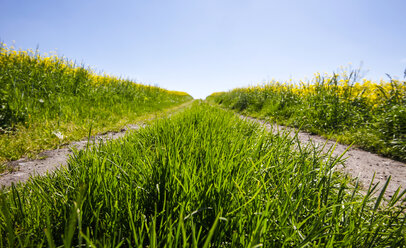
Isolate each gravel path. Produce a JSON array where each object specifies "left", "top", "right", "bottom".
[
  {"left": 0, "top": 124, "right": 142, "bottom": 187},
  {"left": 243, "top": 116, "right": 406, "bottom": 199}
]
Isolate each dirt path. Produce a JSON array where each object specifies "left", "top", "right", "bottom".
[
  {"left": 0, "top": 101, "right": 194, "bottom": 187},
  {"left": 0, "top": 124, "right": 143, "bottom": 187},
  {"left": 243, "top": 116, "right": 406, "bottom": 199}
]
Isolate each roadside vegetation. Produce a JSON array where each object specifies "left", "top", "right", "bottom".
[
  {"left": 0, "top": 102, "right": 404, "bottom": 247},
  {"left": 0, "top": 44, "right": 192, "bottom": 164},
  {"left": 207, "top": 69, "right": 406, "bottom": 161}
]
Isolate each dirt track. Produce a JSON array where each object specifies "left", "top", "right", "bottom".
[
  {"left": 0, "top": 100, "right": 194, "bottom": 188},
  {"left": 1, "top": 106, "right": 405, "bottom": 201},
  {"left": 243, "top": 116, "right": 406, "bottom": 199},
  {"left": 0, "top": 124, "right": 142, "bottom": 187}
]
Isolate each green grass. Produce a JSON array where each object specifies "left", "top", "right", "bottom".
[
  {"left": 1, "top": 102, "right": 404, "bottom": 247},
  {"left": 0, "top": 44, "right": 192, "bottom": 164},
  {"left": 207, "top": 70, "right": 406, "bottom": 161}
]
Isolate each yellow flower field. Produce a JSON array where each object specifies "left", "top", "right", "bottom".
[{"left": 208, "top": 71, "right": 406, "bottom": 161}]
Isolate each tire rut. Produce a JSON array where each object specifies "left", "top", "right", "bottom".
[
  {"left": 242, "top": 116, "right": 406, "bottom": 199},
  {"left": 0, "top": 124, "right": 142, "bottom": 187},
  {"left": 0, "top": 100, "right": 195, "bottom": 187}
]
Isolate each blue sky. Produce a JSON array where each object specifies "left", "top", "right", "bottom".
[{"left": 1, "top": 0, "right": 405, "bottom": 99}]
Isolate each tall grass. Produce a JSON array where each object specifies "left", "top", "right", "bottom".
[
  {"left": 0, "top": 102, "right": 404, "bottom": 247},
  {"left": 207, "top": 70, "right": 406, "bottom": 161},
  {"left": 0, "top": 44, "right": 192, "bottom": 163}
]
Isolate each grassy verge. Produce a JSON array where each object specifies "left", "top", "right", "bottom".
[
  {"left": 0, "top": 102, "right": 405, "bottom": 247},
  {"left": 0, "top": 44, "right": 192, "bottom": 164},
  {"left": 0, "top": 100, "right": 194, "bottom": 173},
  {"left": 207, "top": 70, "right": 406, "bottom": 161}
]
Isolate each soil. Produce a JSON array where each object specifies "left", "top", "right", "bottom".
[
  {"left": 243, "top": 116, "right": 406, "bottom": 199},
  {"left": 0, "top": 124, "right": 142, "bottom": 187}
]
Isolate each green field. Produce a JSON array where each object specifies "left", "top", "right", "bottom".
[
  {"left": 1, "top": 102, "right": 405, "bottom": 247},
  {"left": 0, "top": 47, "right": 405, "bottom": 247}
]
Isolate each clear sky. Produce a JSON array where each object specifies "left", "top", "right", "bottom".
[{"left": 1, "top": 0, "right": 405, "bottom": 99}]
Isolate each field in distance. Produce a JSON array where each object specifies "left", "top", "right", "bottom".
[
  {"left": 0, "top": 44, "right": 192, "bottom": 167},
  {"left": 207, "top": 69, "right": 406, "bottom": 161}
]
